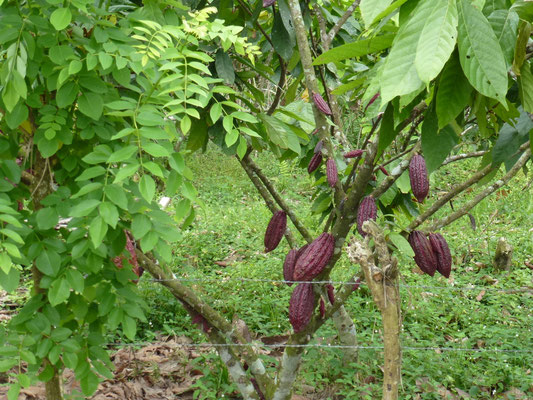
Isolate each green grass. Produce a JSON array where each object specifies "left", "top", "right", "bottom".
[{"left": 134, "top": 145, "right": 532, "bottom": 399}]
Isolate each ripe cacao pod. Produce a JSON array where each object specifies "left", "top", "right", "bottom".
[
  {"left": 326, "top": 283, "right": 335, "bottom": 305},
  {"left": 326, "top": 159, "right": 338, "bottom": 187},
  {"left": 408, "top": 231, "right": 437, "bottom": 276},
  {"left": 319, "top": 297, "right": 326, "bottom": 318},
  {"left": 344, "top": 149, "right": 364, "bottom": 159},
  {"left": 264, "top": 210, "right": 287, "bottom": 253},
  {"left": 428, "top": 233, "right": 452, "bottom": 278},
  {"left": 409, "top": 155, "right": 429, "bottom": 203},
  {"left": 308, "top": 152, "right": 323, "bottom": 174},
  {"left": 356, "top": 196, "right": 377, "bottom": 236},
  {"left": 283, "top": 249, "right": 298, "bottom": 286},
  {"left": 312, "top": 92, "right": 332, "bottom": 115},
  {"left": 352, "top": 277, "right": 361, "bottom": 291},
  {"left": 293, "top": 233, "right": 335, "bottom": 281},
  {"left": 289, "top": 283, "right": 315, "bottom": 333},
  {"left": 314, "top": 140, "right": 323, "bottom": 154},
  {"left": 263, "top": 0, "right": 276, "bottom": 7}
]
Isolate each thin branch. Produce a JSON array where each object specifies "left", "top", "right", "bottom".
[
  {"left": 325, "top": 0, "right": 361, "bottom": 48},
  {"left": 441, "top": 150, "right": 488, "bottom": 166},
  {"left": 427, "top": 147, "right": 531, "bottom": 232},
  {"left": 137, "top": 251, "right": 272, "bottom": 393},
  {"left": 380, "top": 145, "right": 415, "bottom": 168},
  {"left": 267, "top": 59, "right": 287, "bottom": 115},
  {"left": 244, "top": 154, "right": 313, "bottom": 243},
  {"left": 239, "top": 156, "right": 299, "bottom": 248}
]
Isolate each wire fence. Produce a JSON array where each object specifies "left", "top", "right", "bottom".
[
  {"left": 105, "top": 341, "right": 533, "bottom": 354},
  {"left": 150, "top": 276, "right": 533, "bottom": 294}
]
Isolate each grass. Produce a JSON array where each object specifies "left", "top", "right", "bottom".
[{"left": 133, "top": 144, "right": 532, "bottom": 399}]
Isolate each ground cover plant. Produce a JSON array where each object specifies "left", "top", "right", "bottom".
[{"left": 0, "top": 0, "right": 532, "bottom": 399}]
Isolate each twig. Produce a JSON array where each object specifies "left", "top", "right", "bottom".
[
  {"left": 442, "top": 151, "right": 488, "bottom": 166},
  {"left": 325, "top": 0, "right": 361, "bottom": 48},
  {"left": 427, "top": 147, "right": 531, "bottom": 231}
]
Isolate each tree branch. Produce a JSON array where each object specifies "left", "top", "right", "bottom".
[
  {"left": 441, "top": 150, "right": 488, "bottom": 166},
  {"left": 243, "top": 154, "right": 313, "bottom": 244},
  {"left": 325, "top": 0, "right": 361, "bottom": 48},
  {"left": 427, "top": 147, "right": 531, "bottom": 232},
  {"left": 137, "top": 252, "right": 272, "bottom": 394}
]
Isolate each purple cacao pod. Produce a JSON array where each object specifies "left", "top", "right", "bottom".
[
  {"left": 409, "top": 155, "right": 429, "bottom": 203},
  {"left": 293, "top": 233, "right": 335, "bottom": 281},
  {"left": 314, "top": 140, "right": 323, "bottom": 154},
  {"left": 289, "top": 283, "right": 315, "bottom": 333},
  {"left": 326, "top": 159, "right": 338, "bottom": 188},
  {"left": 356, "top": 196, "right": 377, "bottom": 236},
  {"left": 352, "top": 277, "right": 361, "bottom": 291},
  {"left": 264, "top": 210, "right": 287, "bottom": 253},
  {"left": 378, "top": 165, "right": 389, "bottom": 176},
  {"left": 344, "top": 149, "right": 364, "bottom": 159},
  {"left": 326, "top": 283, "right": 335, "bottom": 305},
  {"left": 408, "top": 231, "right": 437, "bottom": 276},
  {"left": 428, "top": 233, "right": 452, "bottom": 278},
  {"left": 283, "top": 249, "right": 298, "bottom": 286},
  {"left": 319, "top": 297, "right": 326, "bottom": 318},
  {"left": 308, "top": 152, "right": 323, "bottom": 174},
  {"left": 312, "top": 92, "right": 332, "bottom": 115}
]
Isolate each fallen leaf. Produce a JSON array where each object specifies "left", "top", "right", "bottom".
[{"left": 476, "top": 290, "right": 486, "bottom": 301}]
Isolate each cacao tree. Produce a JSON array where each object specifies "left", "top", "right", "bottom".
[{"left": 0, "top": 0, "right": 532, "bottom": 399}]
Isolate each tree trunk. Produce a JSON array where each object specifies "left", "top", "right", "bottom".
[
  {"left": 331, "top": 305, "right": 359, "bottom": 367},
  {"left": 347, "top": 221, "right": 402, "bottom": 400},
  {"left": 493, "top": 237, "right": 513, "bottom": 271}
]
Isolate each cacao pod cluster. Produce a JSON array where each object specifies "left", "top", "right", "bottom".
[
  {"left": 409, "top": 154, "right": 429, "bottom": 203},
  {"left": 264, "top": 210, "right": 287, "bottom": 253},
  {"left": 285, "top": 233, "right": 335, "bottom": 332},
  {"left": 408, "top": 231, "right": 452, "bottom": 278},
  {"left": 356, "top": 196, "right": 377, "bottom": 236}
]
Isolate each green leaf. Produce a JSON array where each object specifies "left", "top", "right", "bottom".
[
  {"left": 421, "top": 108, "right": 459, "bottom": 173},
  {"left": 0, "top": 267, "right": 20, "bottom": 293},
  {"left": 210, "top": 103, "right": 222, "bottom": 123},
  {"left": 488, "top": 10, "right": 519, "bottom": 67},
  {"left": 36, "top": 250, "right": 61, "bottom": 277},
  {"left": 122, "top": 315, "right": 137, "bottom": 340},
  {"left": 107, "top": 145, "right": 137, "bottom": 163},
  {"left": 215, "top": 49, "right": 235, "bottom": 84},
  {"left": 80, "top": 370, "right": 100, "bottom": 396},
  {"left": 50, "top": 8, "right": 72, "bottom": 30},
  {"left": 69, "top": 199, "right": 100, "bottom": 217},
  {"left": 272, "top": 10, "right": 294, "bottom": 62},
  {"left": 361, "top": 0, "right": 394, "bottom": 27},
  {"left": 105, "top": 184, "right": 129, "bottom": 209},
  {"left": 65, "top": 268, "right": 84, "bottom": 293},
  {"left": 143, "top": 143, "right": 170, "bottom": 157},
  {"left": 56, "top": 81, "right": 79, "bottom": 108},
  {"left": 89, "top": 216, "right": 108, "bottom": 248},
  {"left": 99, "top": 202, "right": 119, "bottom": 229},
  {"left": 113, "top": 163, "right": 139, "bottom": 183},
  {"left": 414, "top": 0, "right": 458, "bottom": 83},
  {"left": 436, "top": 52, "right": 473, "bottom": 129},
  {"left": 78, "top": 92, "right": 103, "bottom": 120},
  {"left": 225, "top": 129, "right": 239, "bottom": 147},
  {"left": 131, "top": 214, "right": 152, "bottom": 240},
  {"left": 377, "top": 103, "right": 398, "bottom": 155},
  {"left": 36, "top": 207, "right": 59, "bottom": 230},
  {"left": 139, "top": 175, "right": 155, "bottom": 203},
  {"left": 389, "top": 232, "right": 415, "bottom": 257},
  {"left": 75, "top": 165, "right": 106, "bottom": 181},
  {"left": 380, "top": 1, "right": 427, "bottom": 104},
  {"left": 313, "top": 35, "right": 395, "bottom": 65},
  {"left": 519, "top": 62, "right": 533, "bottom": 113},
  {"left": 7, "top": 382, "right": 20, "bottom": 400},
  {"left": 48, "top": 277, "right": 71, "bottom": 306},
  {"left": 71, "top": 182, "right": 103, "bottom": 199},
  {"left": 457, "top": 0, "right": 508, "bottom": 104},
  {"left": 5, "top": 102, "right": 29, "bottom": 130},
  {"left": 0, "top": 228, "right": 23, "bottom": 244}
]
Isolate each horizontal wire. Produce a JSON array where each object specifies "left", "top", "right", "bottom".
[
  {"left": 105, "top": 341, "right": 533, "bottom": 353},
  {"left": 149, "top": 277, "right": 533, "bottom": 294}
]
